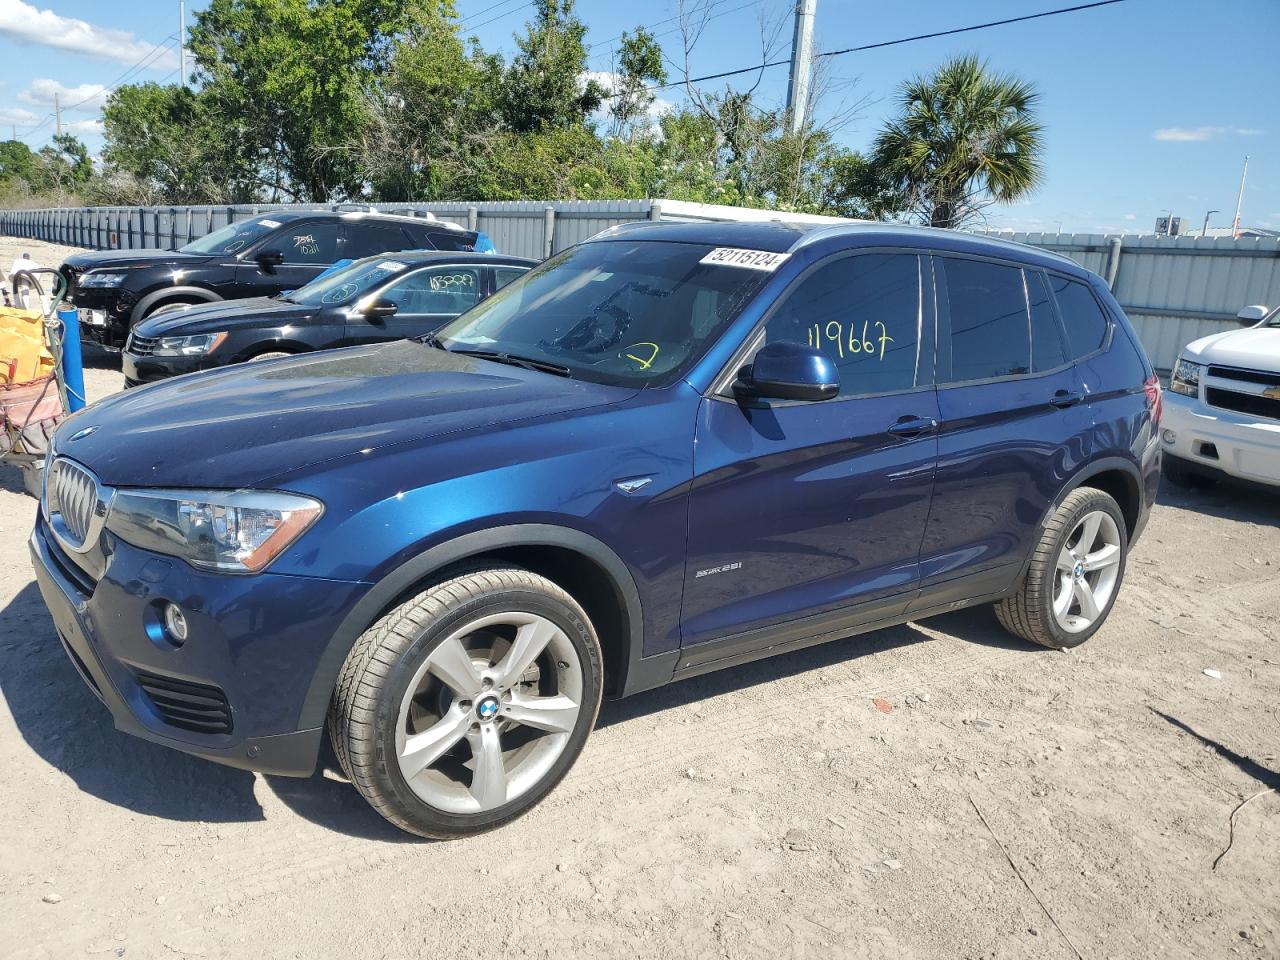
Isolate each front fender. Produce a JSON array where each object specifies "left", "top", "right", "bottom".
[
  {"left": 129, "top": 285, "right": 222, "bottom": 325},
  {"left": 293, "top": 523, "right": 654, "bottom": 732}
]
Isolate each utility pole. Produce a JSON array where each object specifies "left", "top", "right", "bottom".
[
  {"left": 179, "top": 0, "right": 188, "bottom": 89},
  {"left": 785, "top": 0, "right": 817, "bottom": 135},
  {"left": 1231, "top": 155, "right": 1249, "bottom": 239},
  {"left": 1200, "top": 209, "right": 1219, "bottom": 238},
  {"left": 54, "top": 92, "right": 61, "bottom": 137}
]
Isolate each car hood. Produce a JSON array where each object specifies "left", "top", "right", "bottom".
[
  {"left": 1183, "top": 325, "right": 1280, "bottom": 371},
  {"left": 62, "top": 248, "right": 215, "bottom": 272},
  {"left": 133, "top": 297, "right": 316, "bottom": 337},
  {"left": 59, "top": 340, "right": 638, "bottom": 488}
]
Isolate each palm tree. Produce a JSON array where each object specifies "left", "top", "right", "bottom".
[{"left": 872, "top": 55, "right": 1043, "bottom": 229}]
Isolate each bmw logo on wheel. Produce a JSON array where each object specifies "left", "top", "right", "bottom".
[{"left": 476, "top": 696, "right": 500, "bottom": 720}]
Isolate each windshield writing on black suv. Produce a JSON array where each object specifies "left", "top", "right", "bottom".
[
  {"left": 289, "top": 258, "right": 408, "bottom": 307},
  {"left": 178, "top": 216, "right": 280, "bottom": 255},
  {"left": 433, "top": 240, "right": 777, "bottom": 386}
]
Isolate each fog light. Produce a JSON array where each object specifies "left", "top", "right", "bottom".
[
  {"left": 1162, "top": 428, "right": 1177, "bottom": 445},
  {"left": 163, "top": 603, "right": 189, "bottom": 644}
]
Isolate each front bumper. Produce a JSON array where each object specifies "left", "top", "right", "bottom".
[
  {"left": 29, "top": 515, "right": 370, "bottom": 776},
  {"left": 121, "top": 350, "right": 216, "bottom": 388},
  {"left": 70, "top": 289, "right": 132, "bottom": 348},
  {"left": 1161, "top": 391, "right": 1280, "bottom": 487}
]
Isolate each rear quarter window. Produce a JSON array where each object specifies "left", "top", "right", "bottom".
[{"left": 1050, "top": 275, "right": 1110, "bottom": 359}]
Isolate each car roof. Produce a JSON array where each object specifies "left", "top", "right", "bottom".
[
  {"left": 590, "top": 219, "right": 1087, "bottom": 277},
  {"left": 353, "top": 252, "right": 537, "bottom": 267},
  {"left": 245, "top": 209, "right": 474, "bottom": 233}
]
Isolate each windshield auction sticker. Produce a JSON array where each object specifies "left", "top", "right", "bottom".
[{"left": 700, "top": 248, "right": 791, "bottom": 271}]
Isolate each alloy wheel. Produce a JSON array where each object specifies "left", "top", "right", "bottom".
[
  {"left": 1052, "top": 510, "right": 1123, "bottom": 634},
  {"left": 393, "top": 611, "right": 584, "bottom": 814}
]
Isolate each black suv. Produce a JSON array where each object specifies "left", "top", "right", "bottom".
[{"left": 59, "top": 210, "right": 481, "bottom": 348}]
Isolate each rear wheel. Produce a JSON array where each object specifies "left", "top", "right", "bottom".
[
  {"left": 328, "top": 567, "right": 603, "bottom": 839},
  {"left": 995, "top": 488, "right": 1128, "bottom": 649}
]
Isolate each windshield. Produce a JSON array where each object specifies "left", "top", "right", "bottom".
[
  {"left": 434, "top": 241, "right": 776, "bottom": 385},
  {"left": 179, "top": 216, "right": 281, "bottom": 255},
  {"left": 1266, "top": 306, "right": 1280, "bottom": 328},
  {"left": 289, "top": 257, "right": 409, "bottom": 307}
]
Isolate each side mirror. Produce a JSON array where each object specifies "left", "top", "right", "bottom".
[
  {"left": 1236, "top": 304, "right": 1269, "bottom": 326},
  {"left": 255, "top": 248, "right": 285, "bottom": 273},
  {"left": 734, "top": 341, "right": 839, "bottom": 402},
  {"left": 362, "top": 297, "right": 399, "bottom": 321}
]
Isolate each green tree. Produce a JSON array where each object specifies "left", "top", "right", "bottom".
[
  {"left": 188, "top": 0, "right": 414, "bottom": 201},
  {"left": 0, "top": 139, "right": 38, "bottom": 185},
  {"left": 498, "top": 0, "right": 602, "bottom": 134},
  {"left": 606, "top": 28, "right": 666, "bottom": 141},
  {"left": 100, "top": 82, "right": 256, "bottom": 202},
  {"left": 872, "top": 54, "right": 1043, "bottom": 228}
]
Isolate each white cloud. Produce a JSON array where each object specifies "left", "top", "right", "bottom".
[
  {"left": 0, "top": 105, "right": 41, "bottom": 126},
  {"left": 61, "top": 117, "right": 102, "bottom": 136},
  {"left": 585, "top": 70, "right": 675, "bottom": 131},
  {"left": 1152, "top": 126, "right": 1264, "bottom": 142},
  {"left": 0, "top": 0, "right": 178, "bottom": 69},
  {"left": 17, "top": 77, "right": 109, "bottom": 112},
  {"left": 1123, "top": 213, "right": 1137, "bottom": 220}
]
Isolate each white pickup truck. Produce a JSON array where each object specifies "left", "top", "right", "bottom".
[{"left": 1162, "top": 304, "right": 1280, "bottom": 488}]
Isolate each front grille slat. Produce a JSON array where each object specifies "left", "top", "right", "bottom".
[
  {"left": 1206, "top": 387, "right": 1280, "bottom": 421},
  {"left": 48, "top": 459, "right": 100, "bottom": 549},
  {"left": 127, "top": 334, "right": 159, "bottom": 357},
  {"left": 135, "top": 670, "right": 233, "bottom": 735},
  {"left": 1207, "top": 365, "right": 1280, "bottom": 388}
]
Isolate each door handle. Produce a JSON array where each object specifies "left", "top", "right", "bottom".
[
  {"left": 886, "top": 415, "right": 938, "bottom": 439},
  {"left": 1050, "top": 390, "right": 1083, "bottom": 408}
]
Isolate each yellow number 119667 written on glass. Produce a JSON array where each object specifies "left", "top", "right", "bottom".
[{"left": 807, "top": 320, "right": 894, "bottom": 360}]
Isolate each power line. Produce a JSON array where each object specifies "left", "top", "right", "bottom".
[
  {"left": 587, "top": 0, "right": 731, "bottom": 53},
  {"left": 461, "top": 0, "right": 529, "bottom": 28},
  {"left": 619, "top": 0, "right": 1129, "bottom": 96}
]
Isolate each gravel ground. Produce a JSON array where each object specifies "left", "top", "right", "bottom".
[{"left": 0, "top": 239, "right": 1277, "bottom": 960}]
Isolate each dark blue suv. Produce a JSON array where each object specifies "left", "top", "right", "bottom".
[{"left": 30, "top": 221, "right": 1161, "bottom": 837}]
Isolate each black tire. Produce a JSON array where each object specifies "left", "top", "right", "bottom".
[
  {"left": 1163, "top": 455, "right": 1217, "bottom": 490},
  {"left": 995, "top": 487, "right": 1129, "bottom": 650},
  {"left": 327, "top": 566, "right": 603, "bottom": 839}
]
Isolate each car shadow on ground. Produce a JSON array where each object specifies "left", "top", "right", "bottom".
[
  {"left": 1157, "top": 476, "right": 1279, "bottom": 525},
  {"left": 0, "top": 581, "right": 264, "bottom": 824},
  {"left": 80, "top": 343, "right": 121, "bottom": 371},
  {"left": 599, "top": 605, "right": 1030, "bottom": 729}
]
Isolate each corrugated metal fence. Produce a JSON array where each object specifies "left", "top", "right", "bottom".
[
  {"left": 0, "top": 200, "right": 664, "bottom": 261},
  {"left": 979, "top": 231, "right": 1280, "bottom": 369},
  {"left": 3, "top": 202, "right": 1277, "bottom": 369}
]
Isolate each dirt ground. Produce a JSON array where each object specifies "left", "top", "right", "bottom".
[{"left": 0, "top": 238, "right": 1277, "bottom": 960}]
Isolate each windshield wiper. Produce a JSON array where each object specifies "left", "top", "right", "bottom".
[
  {"left": 451, "top": 348, "right": 571, "bottom": 377},
  {"left": 416, "top": 332, "right": 446, "bottom": 348}
]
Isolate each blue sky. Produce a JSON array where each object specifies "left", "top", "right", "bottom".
[{"left": 1, "top": 0, "right": 1275, "bottom": 233}]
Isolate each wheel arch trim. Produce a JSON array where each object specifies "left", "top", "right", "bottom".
[
  {"left": 129, "top": 286, "right": 222, "bottom": 325},
  {"left": 295, "top": 523, "right": 656, "bottom": 733}
]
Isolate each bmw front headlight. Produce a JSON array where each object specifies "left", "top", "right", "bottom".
[
  {"left": 105, "top": 489, "right": 323, "bottom": 573},
  {"left": 152, "top": 332, "right": 228, "bottom": 356},
  {"left": 79, "top": 271, "right": 128, "bottom": 288},
  {"left": 1169, "top": 356, "right": 1202, "bottom": 397}
]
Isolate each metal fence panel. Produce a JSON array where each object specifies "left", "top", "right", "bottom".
[{"left": 6, "top": 204, "right": 1280, "bottom": 370}]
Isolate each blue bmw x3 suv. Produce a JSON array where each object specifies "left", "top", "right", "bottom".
[{"left": 31, "top": 221, "right": 1161, "bottom": 837}]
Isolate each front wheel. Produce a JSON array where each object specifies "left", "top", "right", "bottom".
[
  {"left": 995, "top": 488, "right": 1128, "bottom": 649},
  {"left": 328, "top": 567, "right": 603, "bottom": 838}
]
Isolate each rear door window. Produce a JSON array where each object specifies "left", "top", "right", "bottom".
[
  {"left": 1028, "top": 270, "right": 1069, "bottom": 371},
  {"left": 344, "top": 223, "right": 416, "bottom": 259},
  {"left": 494, "top": 266, "right": 527, "bottom": 291},
  {"left": 1050, "top": 275, "right": 1110, "bottom": 358},
  {"left": 938, "top": 258, "right": 1030, "bottom": 383},
  {"left": 424, "top": 230, "right": 477, "bottom": 252}
]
